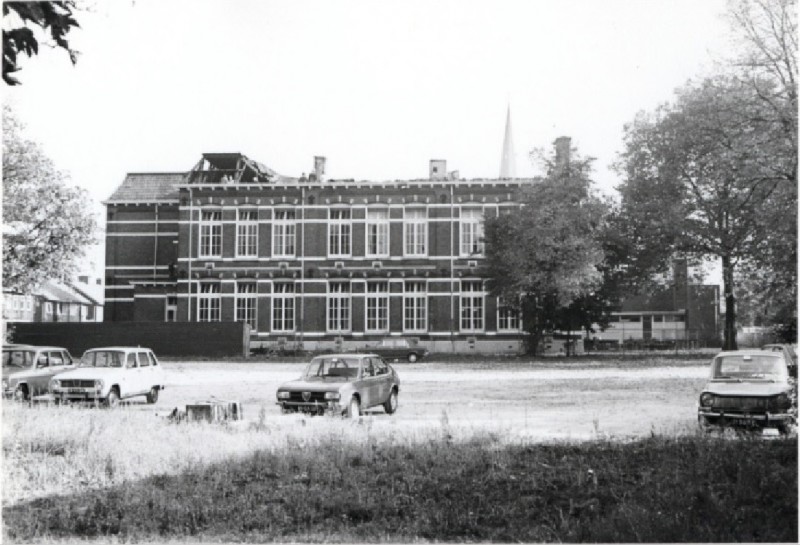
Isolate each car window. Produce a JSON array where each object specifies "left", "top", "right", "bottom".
[
  {"left": 63, "top": 351, "right": 73, "bottom": 365},
  {"left": 374, "top": 358, "right": 389, "bottom": 375},
  {"left": 397, "top": 339, "right": 409, "bottom": 348},
  {"left": 126, "top": 353, "right": 137, "bottom": 368},
  {"left": 3, "top": 350, "right": 34, "bottom": 368},
  {"left": 82, "top": 351, "right": 124, "bottom": 368},
  {"left": 36, "top": 353, "right": 49, "bottom": 367},
  {"left": 714, "top": 355, "right": 785, "bottom": 379},
  {"left": 304, "top": 357, "right": 359, "bottom": 379},
  {"left": 148, "top": 352, "right": 158, "bottom": 366},
  {"left": 363, "top": 358, "right": 376, "bottom": 377},
  {"left": 48, "top": 351, "right": 64, "bottom": 366},
  {"left": 137, "top": 352, "right": 151, "bottom": 367}
]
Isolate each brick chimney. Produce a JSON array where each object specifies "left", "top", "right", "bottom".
[
  {"left": 429, "top": 159, "right": 447, "bottom": 180},
  {"left": 554, "top": 136, "right": 571, "bottom": 173},
  {"left": 314, "top": 156, "right": 326, "bottom": 182}
]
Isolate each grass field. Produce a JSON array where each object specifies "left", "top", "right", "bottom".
[{"left": 2, "top": 355, "right": 797, "bottom": 542}]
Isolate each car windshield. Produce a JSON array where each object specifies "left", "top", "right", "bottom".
[
  {"left": 713, "top": 355, "right": 786, "bottom": 380},
  {"left": 80, "top": 351, "right": 124, "bottom": 368},
  {"left": 2, "top": 350, "right": 35, "bottom": 368},
  {"left": 304, "top": 357, "right": 360, "bottom": 380}
]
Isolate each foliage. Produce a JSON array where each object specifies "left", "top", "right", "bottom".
[
  {"left": 2, "top": 1, "right": 80, "bottom": 85},
  {"left": 616, "top": 75, "right": 795, "bottom": 350},
  {"left": 2, "top": 105, "right": 96, "bottom": 294},
  {"left": 483, "top": 142, "right": 610, "bottom": 354}
]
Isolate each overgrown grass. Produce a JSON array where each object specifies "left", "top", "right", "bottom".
[{"left": 2, "top": 402, "right": 796, "bottom": 543}]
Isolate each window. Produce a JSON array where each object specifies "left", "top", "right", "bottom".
[
  {"left": 236, "top": 283, "right": 257, "bottom": 329},
  {"left": 403, "top": 281, "right": 427, "bottom": 332},
  {"left": 199, "top": 210, "right": 222, "bottom": 258},
  {"left": 366, "top": 209, "right": 389, "bottom": 257},
  {"left": 366, "top": 282, "right": 389, "bottom": 332},
  {"left": 328, "top": 209, "right": 351, "bottom": 256},
  {"left": 460, "top": 208, "right": 484, "bottom": 256},
  {"left": 460, "top": 280, "right": 484, "bottom": 332},
  {"left": 236, "top": 209, "right": 258, "bottom": 257},
  {"left": 497, "top": 299, "right": 521, "bottom": 332},
  {"left": 197, "top": 283, "right": 221, "bottom": 322},
  {"left": 165, "top": 296, "right": 177, "bottom": 322},
  {"left": 327, "top": 282, "right": 351, "bottom": 333},
  {"left": 404, "top": 208, "right": 427, "bottom": 256},
  {"left": 48, "top": 352, "right": 64, "bottom": 366},
  {"left": 272, "top": 283, "right": 295, "bottom": 332},
  {"left": 126, "top": 353, "right": 137, "bottom": 368},
  {"left": 273, "top": 209, "right": 296, "bottom": 257},
  {"left": 137, "top": 351, "right": 151, "bottom": 367}
]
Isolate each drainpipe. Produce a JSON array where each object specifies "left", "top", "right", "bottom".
[
  {"left": 187, "top": 188, "right": 193, "bottom": 321},
  {"left": 300, "top": 186, "right": 305, "bottom": 351},
  {"left": 450, "top": 183, "right": 455, "bottom": 354},
  {"left": 153, "top": 203, "right": 159, "bottom": 280}
]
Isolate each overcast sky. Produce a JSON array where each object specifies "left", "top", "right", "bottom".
[{"left": 5, "top": 0, "right": 736, "bottom": 208}]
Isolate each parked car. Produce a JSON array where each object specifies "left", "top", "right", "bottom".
[
  {"left": 366, "top": 338, "right": 429, "bottom": 362},
  {"left": 49, "top": 347, "right": 166, "bottom": 407},
  {"left": 2, "top": 345, "right": 75, "bottom": 400},
  {"left": 761, "top": 343, "right": 797, "bottom": 375},
  {"left": 276, "top": 353, "right": 400, "bottom": 417},
  {"left": 697, "top": 350, "right": 797, "bottom": 434}
]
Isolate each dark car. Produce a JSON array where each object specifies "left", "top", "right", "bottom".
[
  {"left": 698, "top": 350, "right": 797, "bottom": 434},
  {"left": 2, "top": 345, "right": 75, "bottom": 400},
  {"left": 277, "top": 353, "right": 400, "bottom": 417},
  {"left": 367, "top": 338, "right": 429, "bottom": 362}
]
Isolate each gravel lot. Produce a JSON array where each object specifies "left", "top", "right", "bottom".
[{"left": 148, "top": 359, "right": 710, "bottom": 440}]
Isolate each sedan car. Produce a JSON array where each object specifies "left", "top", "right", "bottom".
[
  {"left": 367, "top": 338, "right": 429, "bottom": 362},
  {"left": 276, "top": 353, "right": 400, "bottom": 417},
  {"left": 2, "top": 345, "right": 75, "bottom": 400},
  {"left": 49, "top": 347, "right": 166, "bottom": 407},
  {"left": 697, "top": 350, "right": 797, "bottom": 434}
]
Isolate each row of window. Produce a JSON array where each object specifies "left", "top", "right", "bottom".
[
  {"left": 193, "top": 281, "right": 520, "bottom": 333},
  {"left": 199, "top": 208, "right": 485, "bottom": 259}
]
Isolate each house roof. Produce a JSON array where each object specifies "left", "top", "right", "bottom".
[{"left": 105, "top": 173, "right": 184, "bottom": 203}]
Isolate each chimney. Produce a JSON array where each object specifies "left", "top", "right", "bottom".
[
  {"left": 554, "top": 136, "right": 571, "bottom": 173},
  {"left": 314, "top": 156, "right": 326, "bottom": 182},
  {"left": 429, "top": 159, "right": 447, "bottom": 180}
]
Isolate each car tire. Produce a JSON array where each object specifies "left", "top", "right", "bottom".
[
  {"left": 407, "top": 353, "right": 418, "bottom": 363},
  {"left": 383, "top": 389, "right": 398, "bottom": 414},
  {"left": 105, "top": 388, "right": 120, "bottom": 409},
  {"left": 146, "top": 387, "right": 159, "bottom": 404},
  {"left": 13, "top": 385, "right": 28, "bottom": 402},
  {"left": 347, "top": 396, "right": 361, "bottom": 419}
]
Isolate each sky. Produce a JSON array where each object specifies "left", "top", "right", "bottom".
[{"left": 4, "top": 0, "right": 735, "bottom": 274}]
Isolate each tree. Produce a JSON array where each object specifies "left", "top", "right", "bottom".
[
  {"left": 3, "top": 1, "right": 80, "bottom": 85},
  {"left": 2, "top": 106, "right": 96, "bottom": 293},
  {"left": 617, "top": 75, "right": 795, "bottom": 350},
  {"left": 483, "top": 141, "right": 611, "bottom": 355}
]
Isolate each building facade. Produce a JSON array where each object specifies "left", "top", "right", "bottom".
[
  {"left": 104, "top": 153, "right": 530, "bottom": 353},
  {"left": 4, "top": 280, "right": 102, "bottom": 324}
]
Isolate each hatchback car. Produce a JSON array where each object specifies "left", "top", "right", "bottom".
[
  {"left": 697, "top": 350, "right": 797, "bottom": 434},
  {"left": 49, "top": 347, "right": 166, "bottom": 407},
  {"left": 2, "top": 345, "right": 75, "bottom": 400},
  {"left": 276, "top": 353, "right": 400, "bottom": 417}
]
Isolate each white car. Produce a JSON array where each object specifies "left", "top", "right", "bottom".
[
  {"left": 3, "top": 345, "right": 75, "bottom": 400},
  {"left": 50, "top": 347, "right": 166, "bottom": 407}
]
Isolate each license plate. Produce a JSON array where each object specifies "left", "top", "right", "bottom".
[{"left": 68, "top": 388, "right": 85, "bottom": 393}]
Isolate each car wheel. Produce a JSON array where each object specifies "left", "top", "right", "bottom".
[
  {"left": 407, "top": 353, "right": 418, "bottom": 363},
  {"left": 13, "top": 385, "right": 28, "bottom": 402},
  {"left": 347, "top": 396, "right": 361, "bottom": 419},
  {"left": 105, "top": 388, "right": 120, "bottom": 409},
  {"left": 146, "top": 387, "right": 159, "bottom": 404},
  {"left": 383, "top": 389, "right": 398, "bottom": 414}
]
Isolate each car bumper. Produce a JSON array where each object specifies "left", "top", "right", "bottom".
[
  {"left": 698, "top": 409, "right": 794, "bottom": 423},
  {"left": 277, "top": 400, "right": 342, "bottom": 414},
  {"left": 51, "top": 389, "right": 104, "bottom": 402}
]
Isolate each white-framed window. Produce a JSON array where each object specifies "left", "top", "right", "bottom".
[
  {"left": 272, "top": 283, "right": 295, "bottom": 332},
  {"left": 460, "top": 280, "right": 484, "bottom": 332},
  {"left": 327, "top": 282, "right": 351, "bottom": 333},
  {"left": 403, "top": 281, "right": 427, "bottom": 332},
  {"left": 235, "top": 283, "right": 257, "bottom": 329},
  {"left": 197, "top": 283, "right": 221, "bottom": 322},
  {"left": 273, "top": 209, "right": 296, "bottom": 257},
  {"left": 497, "top": 299, "right": 521, "bottom": 332},
  {"left": 404, "top": 208, "right": 427, "bottom": 256},
  {"left": 366, "top": 282, "right": 389, "bottom": 332},
  {"left": 199, "top": 210, "right": 223, "bottom": 258},
  {"left": 236, "top": 209, "right": 258, "bottom": 257},
  {"left": 460, "top": 208, "right": 484, "bottom": 257},
  {"left": 366, "top": 209, "right": 390, "bottom": 257},
  {"left": 328, "top": 209, "right": 351, "bottom": 257}
]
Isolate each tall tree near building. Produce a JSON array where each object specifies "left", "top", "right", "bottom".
[
  {"left": 3, "top": 1, "right": 80, "bottom": 85},
  {"left": 2, "top": 105, "right": 96, "bottom": 293},
  {"left": 617, "top": 73, "right": 795, "bottom": 350},
  {"left": 483, "top": 139, "right": 611, "bottom": 355}
]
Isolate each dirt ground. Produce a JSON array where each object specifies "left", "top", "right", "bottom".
[{"left": 138, "top": 359, "right": 710, "bottom": 440}]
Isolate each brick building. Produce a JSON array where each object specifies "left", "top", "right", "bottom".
[{"left": 104, "top": 152, "right": 532, "bottom": 353}]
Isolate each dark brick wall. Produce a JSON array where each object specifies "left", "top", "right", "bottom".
[{"left": 9, "top": 322, "right": 250, "bottom": 357}]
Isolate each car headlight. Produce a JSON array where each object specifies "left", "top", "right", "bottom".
[
  {"left": 2, "top": 378, "right": 8, "bottom": 390},
  {"left": 94, "top": 380, "right": 104, "bottom": 391},
  {"left": 772, "top": 393, "right": 791, "bottom": 411},
  {"left": 324, "top": 392, "right": 340, "bottom": 401},
  {"left": 277, "top": 391, "right": 290, "bottom": 400},
  {"left": 51, "top": 379, "right": 61, "bottom": 390},
  {"left": 700, "top": 393, "right": 714, "bottom": 407}
]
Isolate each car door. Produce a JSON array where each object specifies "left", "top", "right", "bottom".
[
  {"left": 373, "top": 358, "right": 392, "bottom": 403},
  {"left": 359, "top": 357, "right": 380, "bottom": 409},
  {"left": 137, "top": 350, "right": 154, "bottom": 393},
  {"left": 27, "top": 351, "right": 53, "bottom": 396},
  {"left": 122, "top": 352, "right": 139, "bottom": 397},
  {"left": 37, "top": 350, "right": 67, "bottom": 395}
]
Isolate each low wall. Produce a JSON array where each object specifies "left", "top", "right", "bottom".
[{"left": 7, "top": 322, "right": 250, "bottom": 358}]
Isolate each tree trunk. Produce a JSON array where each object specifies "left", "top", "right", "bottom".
[{"left": 722, "top": 255, "right": 738, "bottom": 350}]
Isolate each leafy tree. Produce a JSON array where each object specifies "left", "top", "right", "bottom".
[
  {"left": 2, "top": 105, "right": 96, "bottom": 293},
  {"left": 483, "top": 142, "right": 611, "bottom": 355},
  {"left": 617, "top": 75, "right": 795, "bottom": 350},
  {"left": 3, "top": 1, "right": 80, "bottom": 85}
]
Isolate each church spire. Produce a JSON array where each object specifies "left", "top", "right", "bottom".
[{"left": 499, "top": 104, "right": 516, "bottom": 178}]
